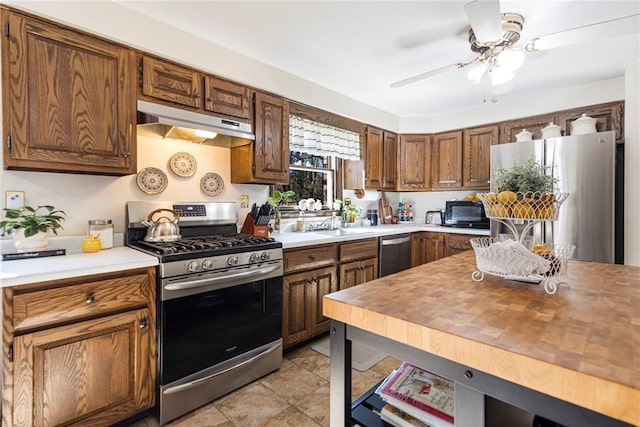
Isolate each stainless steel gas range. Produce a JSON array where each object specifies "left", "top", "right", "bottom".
[{"left": 126, "top": 201, "right": 283, "bottom": 425}]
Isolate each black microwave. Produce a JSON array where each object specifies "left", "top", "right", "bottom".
[{"left": 443, "top": 200, "right": 490, "bottom": 229}]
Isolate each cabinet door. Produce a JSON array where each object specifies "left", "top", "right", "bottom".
[
  {"left": 382, "top": 131, "right": 398, "bottom": 189},
  {"left": 10, "top": 309, "right": 154, "bottom": 427},
  {"left": 3, "top": 11, "right": 136, "bottom": 175},
  {"left": 424, "top": 232, "right": 446, "bottom": 263},
  {"left": 141, "top": 56, "right": 202, "bottom": 109},
  {"left": 399, "top": 134, "right": 431, "bottom": 191},
  {"left": 359, "top": 257, "right": 378, "bottom": 284},
  {"left": 365, "top": 126, "right": 384, "bottom": 189},
  {"left": 411, "top": 233, "right": 423, "bottom": 267},
  {"left": 556, "top": 102, "right": 623, "bottom": 139},
  {"left": 339, "top": 260, "right": 359, "bottom": 290},
  {"left": 283, "top": 266, "right": 337, "bottom": 347},
  {"left": 445, "top": 233, "right": 474, "bottom": 257},
  {"left": 431, "top": 131, "right": 463, "bottom": 190},
  {"left": 204, "top": 76, "right": 251, "bottom": 120},
  {"left": 463, "top": 125, "right": 497, "bottom": 189},
  {"left": 253, "top": 91, "right": 290, "bottom": 183}
]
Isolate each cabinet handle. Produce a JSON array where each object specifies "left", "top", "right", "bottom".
[
  {"left": 122, "top": 152, "right": 130, "bottom": 159},
  {"left": 139, "top": 319, "right": 148, "bottom": 329},
  {"left": 207, "top": 97, "right": 215, "bottom": 102},
  {"left": 86, "top": 295, "right": 95, "bottom": 304},
  {"left": 309, "top": 254, "right": 317, "bottom": 261},
  {"left": 194, "top": 92, "right": 201, "bottom": 98}
]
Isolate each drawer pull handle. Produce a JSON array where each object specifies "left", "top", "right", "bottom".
[
  {"left": 309, "top": 254, "right": 317, "bottom": 261},
  {"left": 139, "top": 319, "right": 148, "bottom": 329},
  {"left": 86, "top": 295, "right": 95, "bottom": 304}
]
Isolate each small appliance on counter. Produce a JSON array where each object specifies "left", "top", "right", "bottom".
[
  {"left": 425, "top": 210, "right": 444, "bottom": 226},
  {"left": 443, "top": 200, "right": 490, "bottom": 229}
]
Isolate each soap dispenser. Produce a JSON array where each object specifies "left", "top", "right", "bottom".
[{"left": 296, "top": 211, "right": 305, "bottom": 232}]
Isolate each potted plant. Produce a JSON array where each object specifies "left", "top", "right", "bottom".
[
  {"left": 0, "top": 205, "right": 66, "bottom": 251},
  {"left": 267, "top": 190, "right": 296, "bottom": 230}
]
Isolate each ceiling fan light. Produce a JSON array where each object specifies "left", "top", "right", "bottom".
[
  {"left": 466, "top": 61, "right": 489, "bottom": 84},
  {"left": 497, "top": 49, "right": 525, "bottom": 72},
  {"left": 489, "top": 67, "right": 514, "bottom": 86}
]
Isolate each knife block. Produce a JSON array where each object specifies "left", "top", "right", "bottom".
[{"left": 240, "top": 214, "right": 269, "bottom": 237}]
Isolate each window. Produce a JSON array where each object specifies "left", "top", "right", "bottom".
[{"left": 273, "top": 151, "right": 335, "bottom": 207}]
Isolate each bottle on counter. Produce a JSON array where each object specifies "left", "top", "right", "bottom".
[
  {"left": 296, "top": 212, "right": 306, "bottom": 232},
  {"left": 88, "top": 219, "right": 113, "bottom": 249}
]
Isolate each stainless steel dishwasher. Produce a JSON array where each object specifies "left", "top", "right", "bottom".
[{"left": 379, "top": 233, "right": 411, "bottom": 277}]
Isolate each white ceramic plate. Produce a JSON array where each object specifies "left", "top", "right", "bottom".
[
  {"left": 200, "top": 172, "right": 224, "bottom": 196},
  {"left": 169, "top": 152, "right": 197, "bottom": 177},
  {"left": 136, "top": 167, "right": 168, "bottom": 195}
]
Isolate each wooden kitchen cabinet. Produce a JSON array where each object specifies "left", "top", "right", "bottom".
[
  {"left": 499, "top": 114, "right": 556, "bottom": 144},
  {"left": 365, "top": 126, "right": 397, "bottom": 190},
  {"left": 1, "top": 9, "right": 137, "bottom": 175},
  {"left": 411, "top": 232, "right": 446, "bottom": 266},
  {"left": 398, "top": 134, "right": 431, "bottom": 191},
  {"left": 338, "top": 238, "right": 378, "bottom": 289},
  {"left": 2, "top": 268, "right": 156, "bottom": 426},
  {"left": 431, "top": 131, "right": 463, "bottom": 190},
  {"left": 463, "top": 125, "right": 498, "bottom": 189},
  {"left": 445, "top": 233, "right": 475, "bottom": 257},
  {"left": 231, "top": 91, "right": 290, "bottom": 184},
  {"left": 283, "top": 245, "right": 338, "bottom": 347},
  {"left": 204, "top": 76, "right": 251, "bottom": 120}
]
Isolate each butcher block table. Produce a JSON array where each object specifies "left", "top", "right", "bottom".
[{"left": 323, "top": 251, "right": 639, "bottom": 427}]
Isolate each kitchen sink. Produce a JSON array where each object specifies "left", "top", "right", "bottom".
[{"left": 309, "top": 228, "right": 375, "bottom": 236}]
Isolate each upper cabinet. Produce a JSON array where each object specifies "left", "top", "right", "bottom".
[
  {"left": 230, "top": 91, "right": 290, "bottom": 184},
  {"left": 365, "top": 126, "right": 397, "bottom": 190},
  {"left": 463, "top": 125, "right": 498, "bottom": 189},
  {"left": 139, "top": 55, "right": 252, "bottom": 121},
  {"left": 398, "top": 134, "right": 431, "bottom": 191},
  {"left": 431, "top": 131, "right": 463, "bottom": 190},
  {"left": 2, "top": 9, "right": 137, "bottom": 175}
]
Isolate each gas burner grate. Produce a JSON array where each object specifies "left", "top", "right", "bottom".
[{"left": 135, "top": 234, "right": 276, "bottom": 255}]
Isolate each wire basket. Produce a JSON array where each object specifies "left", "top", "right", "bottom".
[
  {"left": 470, "top": 237, "right": 575, "bottom": 294},
  {"left": 476, "top": 192, "right": 569, "bottom": 220}
]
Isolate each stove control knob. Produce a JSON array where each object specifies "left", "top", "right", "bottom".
[
  {"left": 188, "top": 261, "right": 200, "bottom": 272},
  {"left": 227, "top": 256, "right": 239, "bottom": 266},
  {"left": 260, "top": 252, "right": 271, "bottom": 261},
  {"left": 202, "top": 259, "right": 214, "bottom": 270},
  {"left": 249, "top": 253, "right": 260, "bottom": 263}
]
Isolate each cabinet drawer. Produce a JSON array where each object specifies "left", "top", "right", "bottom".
[
  {"left": 12, "top": 273, "right": 151, "bottom": 333},
  {"left": 284, "top": 244, "right": 336, "bottom": 274},
  {"left": 446, "top": 234, "right": 474, "bottom": 251},
  {"left": 339, "top": 238, "right": 378, "bottom": 262}
]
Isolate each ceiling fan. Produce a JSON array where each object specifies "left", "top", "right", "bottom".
[{"left": 390, "top": 0, "right": 639, "bottom": 89}]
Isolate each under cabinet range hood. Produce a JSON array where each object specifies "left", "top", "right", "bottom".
[{"left": 136, "top": 100, "right": 254, "bottom": 147}]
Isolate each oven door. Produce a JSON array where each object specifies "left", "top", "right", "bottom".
[{"left": 159, "top": 262, "right": 283, "bottom": 385}]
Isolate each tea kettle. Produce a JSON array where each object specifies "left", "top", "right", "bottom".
[{"left": 142, "top": 208, "right": 181, "bottom": 242}]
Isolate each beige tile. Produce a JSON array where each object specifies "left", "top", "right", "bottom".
[
  {"left": 298, "top": 352, "right": 331, "bottom": 380},
  {"left": 170, "top": 405, "right": 233, "bottom": 427},
  {"left": 215, "top": 383, "right": 290, "bottom": 427},
  {"left": 369, "top": 355, "right": 403, "bottom": 377},
  {"left": 261, "top": 363, "right": 328, "bottom": 404},
  {"left": 286, "top": 343, "right": 322, "bottom": 366},
  {"left": 351, "top": 368, "right": 385, "bottom": 401},
  {"left": 262, "top": 405, "right": 322, "bottom": 427},
  {"left": 295, "top": 385, "right": 331, "bottom": 427}
]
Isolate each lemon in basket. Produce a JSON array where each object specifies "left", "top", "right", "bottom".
[
  {"left": 489, "top": 204, "right": 511, "bottom": 218},
  {"left": 512, "top": 201, "right": 535, "bottom": 218},
  {"left": 497, "top": 190, "right": 517, "bottom": 204}
]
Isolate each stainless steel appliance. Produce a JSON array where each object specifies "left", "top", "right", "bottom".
[
  {"left": 490, "top": 130, "right": 623, "bottom": 264},
  {"left": 425, "top": 210, "right": 444, "bottom": 226},
  {"left": 379, "top": 234, "right": 411, "bottom": 277},
  {"left": 126, "top": 201, "right": 283, "bottom": 425},
  {"left": 443, "top": 201, "right": 490, "bottom": 229}
]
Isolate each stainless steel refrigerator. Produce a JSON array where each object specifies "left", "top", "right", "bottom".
[{"left": 490, "top": 131, "right": 623, "bottom": 264}]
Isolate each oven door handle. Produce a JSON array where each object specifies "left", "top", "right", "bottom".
[
  {"left": 162, "top": 342, "right": 281, "bottom": 395},
  {"left": 164, "top": 264, "right": 281, "bottom": 291}
]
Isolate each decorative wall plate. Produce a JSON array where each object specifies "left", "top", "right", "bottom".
[
  {"left": 169, "top": 152, "right": 197, "bottom": 177},
  {"left": 200, "top": 172, "right": 224, "bottom": 196},
  {"left": 136, "top": 167, "right": 168, "bottom": 195}
]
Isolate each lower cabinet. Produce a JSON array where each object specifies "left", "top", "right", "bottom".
[
  {"left": 412, "top": 232, "right": 475, "bottom": 266},
  {"left": 2, "top": 267, "right": 156, "bottom": 427},
  {"left": 338, "top": 238, "right": 378, "bottom": 290}
]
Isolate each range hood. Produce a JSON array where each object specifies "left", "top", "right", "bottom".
[{"left": 137, "top": 100, "right": 254, "bottom": 147}]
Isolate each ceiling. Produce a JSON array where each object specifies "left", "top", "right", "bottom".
[{"left": 119, "top": 1, "right": 640, "bottom": 117}]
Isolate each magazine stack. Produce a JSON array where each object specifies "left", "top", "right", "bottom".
[{"left": 376, "top": 362, "right": 455, "bottom": 427}]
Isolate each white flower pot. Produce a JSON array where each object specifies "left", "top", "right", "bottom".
[{"left": 13, "top": 229, "right": 49, "bottom": 252}]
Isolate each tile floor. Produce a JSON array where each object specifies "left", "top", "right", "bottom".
[{"left": 129, "top": 337, "right": 401, "bottom": 427}]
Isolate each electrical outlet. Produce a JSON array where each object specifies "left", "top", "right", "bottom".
[
  {"left": 240, "top": 195, "right": 249, "bottom": 209},
  {"left": 5, "top": 191, "right": 25, "bottom": 210}
]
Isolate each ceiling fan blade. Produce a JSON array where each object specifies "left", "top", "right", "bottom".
[
  {"left": 531, "top": 14, "right": 639, "bottom": 51},
  {"left": 464, "top": 0, "right": 502, "bottom": 42},
  {"left": 390, "top": 64, "right": 458, "bottom": 88}
]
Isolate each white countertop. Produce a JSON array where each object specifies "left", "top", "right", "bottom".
[
  {"left": 0, "top": 246, "right": 158, "bottom": 288},
  {"left": 274, "top": 224, "right": 490, "bottom": 249}
]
